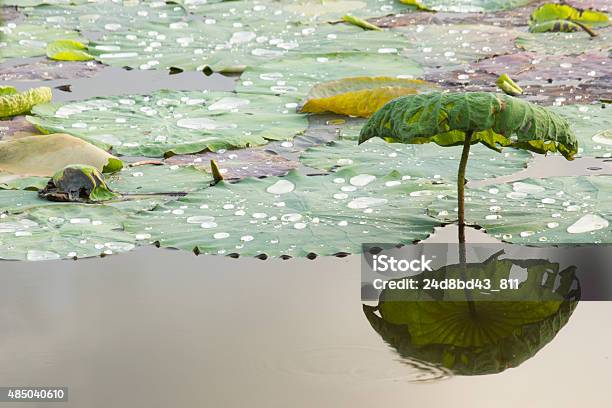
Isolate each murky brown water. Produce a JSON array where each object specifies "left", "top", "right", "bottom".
[{"left": 0, "top": 241, "right": 611, "bottom": 407}]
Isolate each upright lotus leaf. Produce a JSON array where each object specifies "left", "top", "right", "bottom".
[
  {"left": 46, "top": 39, "right": 94, "bottom": 61},
  {"left": 0, "top": 134, "right": 123, "bottom": 178},
  {"left": 359, "top": 92, "right": 577, "bottom": 158},
  {"left": 26, "top": 90, "right": 308, "bottom": 157},
  {"left": 364, "top": 253, "right": 580, "bottom": 375},
  {"left": 529, "top": 20, "right": 597, "bottom": 37},
  {"left": 299, "top": 77, "right": 438, "bottom": 118},
  {"left": 530, "top": 3, "right": 609, "bottom": 28},
  {"left": 359, "top": 92, "right": 577, "bottom": 243},
  {"left": 341, "top": 15, "right": 382, "bottom": 31},
  {"left": 0, "top": 87, "right": 52, "bottom": 118},
  {"left": 237, "top": 53, "right": 422, "bottom": 98},
  {"left": 496, "top": 74, "right": 523, "bottom": 96},
  {"left": 39, "top": 165, "right": 119, "bottom": 203},
  {"left": 125, "top": 169, "right": 450, "bottom": 258},
  {"left": 550, "top": 104, "right": 612, "bottom": 157},
  {"left": 429, "top": 176, "right": 612, "bottom": 244},
  {"left": 0, "top": 23, "right": 82, "bottom": 62},
  {"left": 300, "top": 138, "right": 531, "bottom": 182}
]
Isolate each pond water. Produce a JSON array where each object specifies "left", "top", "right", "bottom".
[{"left": 0, "top": 244, "right": 611, "bottom": 407}]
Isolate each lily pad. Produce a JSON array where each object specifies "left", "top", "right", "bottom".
[
  {"left": 516, "top": 27, "right": 612, "bottom": 55},
  {"left": 420, "top": 0, "right": 531, "bottom": 12},
  {"left": 0, "top": 23, "right": 82, "bottom": 62},
  {"left": 107, "top": 164, "right": 212, "bottom": 195},
  {"left": 26, "top": 90, "right": 308, "bottom": 157},
  {"left": 300, "top": 138, "right": 532, "bottom": 181},
  {"left": 550, "top": 103, "right": 612, "bottom": 157},
  {"left": 124, "top": 169, "right": 449, "bottom": 257},
  {"left": 237, "top": 53, "right": 422, "bottom": 98},
  {"left": 299, "top": 77, "right": 438, "bottom": 118},
  {"left": 46, "top": 39, "right": 93, "bottom": 61},
  {"left": 164, "top": 149, "right": 299, "bottom": 180},
  {"left": 429, "top": 176, "right": 612, "bottom": 244},
  {"left": 0, "top": 133, "right": 122, "bottom": 177},
  {"left": 0, "top": 201, "right": 138, "bottom": 261},
  {"left": 396, "top": 24, "right": 521, "bottom": 70}
]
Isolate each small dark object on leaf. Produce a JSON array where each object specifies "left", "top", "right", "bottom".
[{"left": 39, "top": 164, "right": 118, "bottom": 203}]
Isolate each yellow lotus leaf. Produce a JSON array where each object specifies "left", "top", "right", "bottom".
[
  {"left": 0, "top": 133, "right": 123, "bottom": 177},
  {"left": 299, "top": 76, "right": 438, "bottom": 118}
]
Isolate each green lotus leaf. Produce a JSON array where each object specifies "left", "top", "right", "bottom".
[
  {"left": 529, "top": 20, "right": 591, "bottom": 35},
  {"left": 0, "top": 86, "right": 18, "bottom": 96},
  {"left": 26, "top": 90, "right": 308, "bottom": 157},
  {"left": 364, "top": 252, "right": 580, "bottom": 375},
  {"left": 396, "top": 25, "right": 522, "bottom": 69},
  {"left": 550, "top": 104, "right": 612, "bottom": 157},
  {"left": 0, "top": 201, "right": 139, "bottom": 261},
  {"left": 237, "top": 53, "right": 422, "bottom": 98},
  {"left": 419, "top": 0, "right": 531, "bottom": 12},
  {"left": 300, "top": 138, "right": 531, "bottom": 181},
  {"left": 107, "top": 164, "right": 212, "bottom": 195},
  {"left": 0, "top": 24, "right": 82, "bottom": 63},
  {"left": 46, "top": 39, "right": 94, "bottom": 61},
  {"left": 124, "top": 169, "right": 450, "bottom": 257},
  {"left": 359, "top": 92, "right": 578, "bottom": 159},
  {"left": 516, "top": 27, "right": 612, "bottom": 55},
  {"left": 530, "top": 3, "right": 609, "bottom": 28},
  {"left": 341, "top": 14, "right": 382, "bottom": 31},
  {"left": 496, "top": 73, "right": 523, "bottom": 96},
  {"left": 0, "top": 87, "right": 52, "bottom": 119},
  {"left": 429, "top": 176, "right": 612, "bottom": 244},
  {"left": 39, "top": 165, "right": 119, "bottom": 203}
]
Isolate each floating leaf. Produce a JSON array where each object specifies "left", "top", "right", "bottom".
[
  {"left": 27, "top": 90, "right": 308, "bottom": 157},
  {"left": 0, "top": 58, "right": 104, "bottom": 82},
  {"left": 237, "top": 53, "right": 422, "bottom": 98},
  {"left": 300, "top": 77, "right": 438, "bottom": 118},
  {"left": 419, "top": 0, "right": 531, "bottom": 12},
  {"left": 0, "top": 199, "right": 139, "bottom": 261},
  {"left": 124, "top": 169, "right": 449, "bottom": 257},
  {"left": 550, "top": 104, "right": 612, "bottom": 157},
  {"left": 107, "top": 164, "right": 212, "bottom": 195},
  {"left": 341, "top": 14, "right": 382, "bottom": 31},
  {"left": 530, "top": 3, "right": 609, "bottom": 28},
  {"left": 0, "top": 24, "right": 81, "bottom": 62},
  {"left": 46, "top": 39, "right": 94, "bottom": 61},
  {"left": 164, "top": 149, "right": 299, "bottom": 180},
  {"left": 0, "top": 87, "right": 52, "bottom": 119},
  {"left": 396, "top": 24, "right": 522, "bottom": 69},
  {"left": 496, "top": 73, "right": 523, "bottom": 96},
  {"left": 359, "top": 92, "right": 578, "bottom": 159},
  {"left": 429, "top": 176, "right": 612, "bottom": 244},
  {"left": 39, "top": 165, "right": 118, "bottom": 203},
  {"left": 529, "top": 19, "right": 595, "bottom": 36},
  {"left": 300, "top": 138, "right": 531, "bottom": 181},
  {"left": 516, "top": 27, "right": 612, "bottom": 55},
  {"left": 0, "top": 134, "right": 122, "bottom": 178}
]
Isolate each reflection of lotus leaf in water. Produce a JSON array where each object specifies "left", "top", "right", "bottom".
[{"left": 364, "top": 252, "right": 580, "bottom": 375}]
